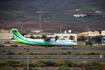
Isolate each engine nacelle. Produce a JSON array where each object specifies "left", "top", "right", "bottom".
[{"left": 44, "top": 37, "right": 51, "bottom": 42}]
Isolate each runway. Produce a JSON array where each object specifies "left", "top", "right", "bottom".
[{"left": 0, "top": 49, "right": 105, "bottom": 54}]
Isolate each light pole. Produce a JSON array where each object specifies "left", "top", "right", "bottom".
[
  {"left": 27, "top": 55, "right": 29, "bottom": 70},
  {"left": 37, "top": 11, "right": 43, "bottom": 31}
]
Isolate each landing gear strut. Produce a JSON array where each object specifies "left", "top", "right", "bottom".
[{"left": 46, "top": 46, "right": 48, "bottom": 48}]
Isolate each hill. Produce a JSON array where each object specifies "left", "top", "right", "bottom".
[{"left": 0, "top": 0, "right": 105, "bottom": 32}]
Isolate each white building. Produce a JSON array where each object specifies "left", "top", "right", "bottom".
[
  {"left": 72, "top": 13, "right": 87, "bottom": 18},
  {"left": 0, "top": 29, "right": 13, "bottom": 43},
  {"left": 54, "top": 33, "right": 77, "bottom": 42},
  {"left": 24, "top": 34, "right": 54, "bottom": 38},
  {"left": 24, "top": 33, "right": 77, "bottom": 43},
  {"left": 0, "top": 33, "right": 13, "bottom": 43}
]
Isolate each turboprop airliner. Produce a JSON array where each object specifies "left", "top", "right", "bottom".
[{"left": 12, "top": 29, "right": 77, "bottom": 48}]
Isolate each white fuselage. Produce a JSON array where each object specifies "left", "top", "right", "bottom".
[{"left": 27, "top": 38, "right": 77, "bottom": 46}]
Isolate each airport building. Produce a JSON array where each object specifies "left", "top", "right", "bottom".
[
  {"left": 24, "top": 33, "right": 77, "bottom": 42},
  {"left": 24, "top": 34, "right": 54, "bottom": 38},
  {"left": 0, "top": 29, "right": 13, "bottom": 43},
  {"left": 0, "top": 29, "right": 12, "bottom": 33},
  {"left": 77, "top": 31, "right": 105, "bottom": 46},
  {"left": 54, "top": 33, "right": 77, "bottom": 42},
  {"left": 78, "top": 30, "right": 105, "bottom": 38}
]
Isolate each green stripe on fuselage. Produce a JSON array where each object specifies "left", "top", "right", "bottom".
[
  {"left": 14, "top": 38, "right": 33, "bottom": 45},
  {"left": 59, "top": 40, "right": 69, "bottom": 42}
]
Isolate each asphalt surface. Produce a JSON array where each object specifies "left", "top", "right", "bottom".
[
  {"left": 0, "top": 47, "right": 105, "bottom": 62},
  {"left": 0, "top": 49, "right": 105, "bottom": 54},
  {"left": 0, "top": 58, "right": 105, "bottom": 62}
]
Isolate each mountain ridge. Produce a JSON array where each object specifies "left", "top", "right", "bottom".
[{"left": 0, "top": 0, "right": 105, "bottom": 32}]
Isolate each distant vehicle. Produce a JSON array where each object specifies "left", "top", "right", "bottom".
[
  {"left": 102, "top": 37, "right": 105, "bottom": 46},
  {"left": 12, "top": 29, "right": 77, "bottom": 48}
]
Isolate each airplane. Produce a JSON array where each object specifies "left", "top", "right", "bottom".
[{"left": 12, "top": 29, "right": 77, "bottom": 48}]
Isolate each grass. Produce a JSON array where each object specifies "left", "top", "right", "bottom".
[
  {"left": 0, "top": 46, "right": 105, "bottom": 59},
  {"left": 0, "top": 10, "right": 18, "bottom": 17},
  {"left": 1, "top": 45, "right": 105, "bottom": 50},
  {"left": 0, "top": 1, "right": 104, "bottom": 22},
  {"left": 0, "top": 19, "right": 6, "bottom": 22},
  {"left": 60, "top": 1, "right": 105, "bottom": 13}
]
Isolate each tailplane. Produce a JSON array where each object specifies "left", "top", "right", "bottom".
[
  {"left": 11, "top": 29, "right": 38, "bottom": 45},
  {"left": 12, "top": 29, "right": 26, "bottom": 40}
]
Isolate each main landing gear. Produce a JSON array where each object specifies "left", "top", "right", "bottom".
[{"left": 46, "top": 46, "right": 48, "bottom": 48}]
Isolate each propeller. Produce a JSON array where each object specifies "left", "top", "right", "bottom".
[{"left": 44, "top": 37, "right": 51, "bottom": 42}]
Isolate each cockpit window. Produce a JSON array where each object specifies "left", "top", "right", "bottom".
[{"left": 71, "top": 41, "right": 74, "bottom": 42}]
